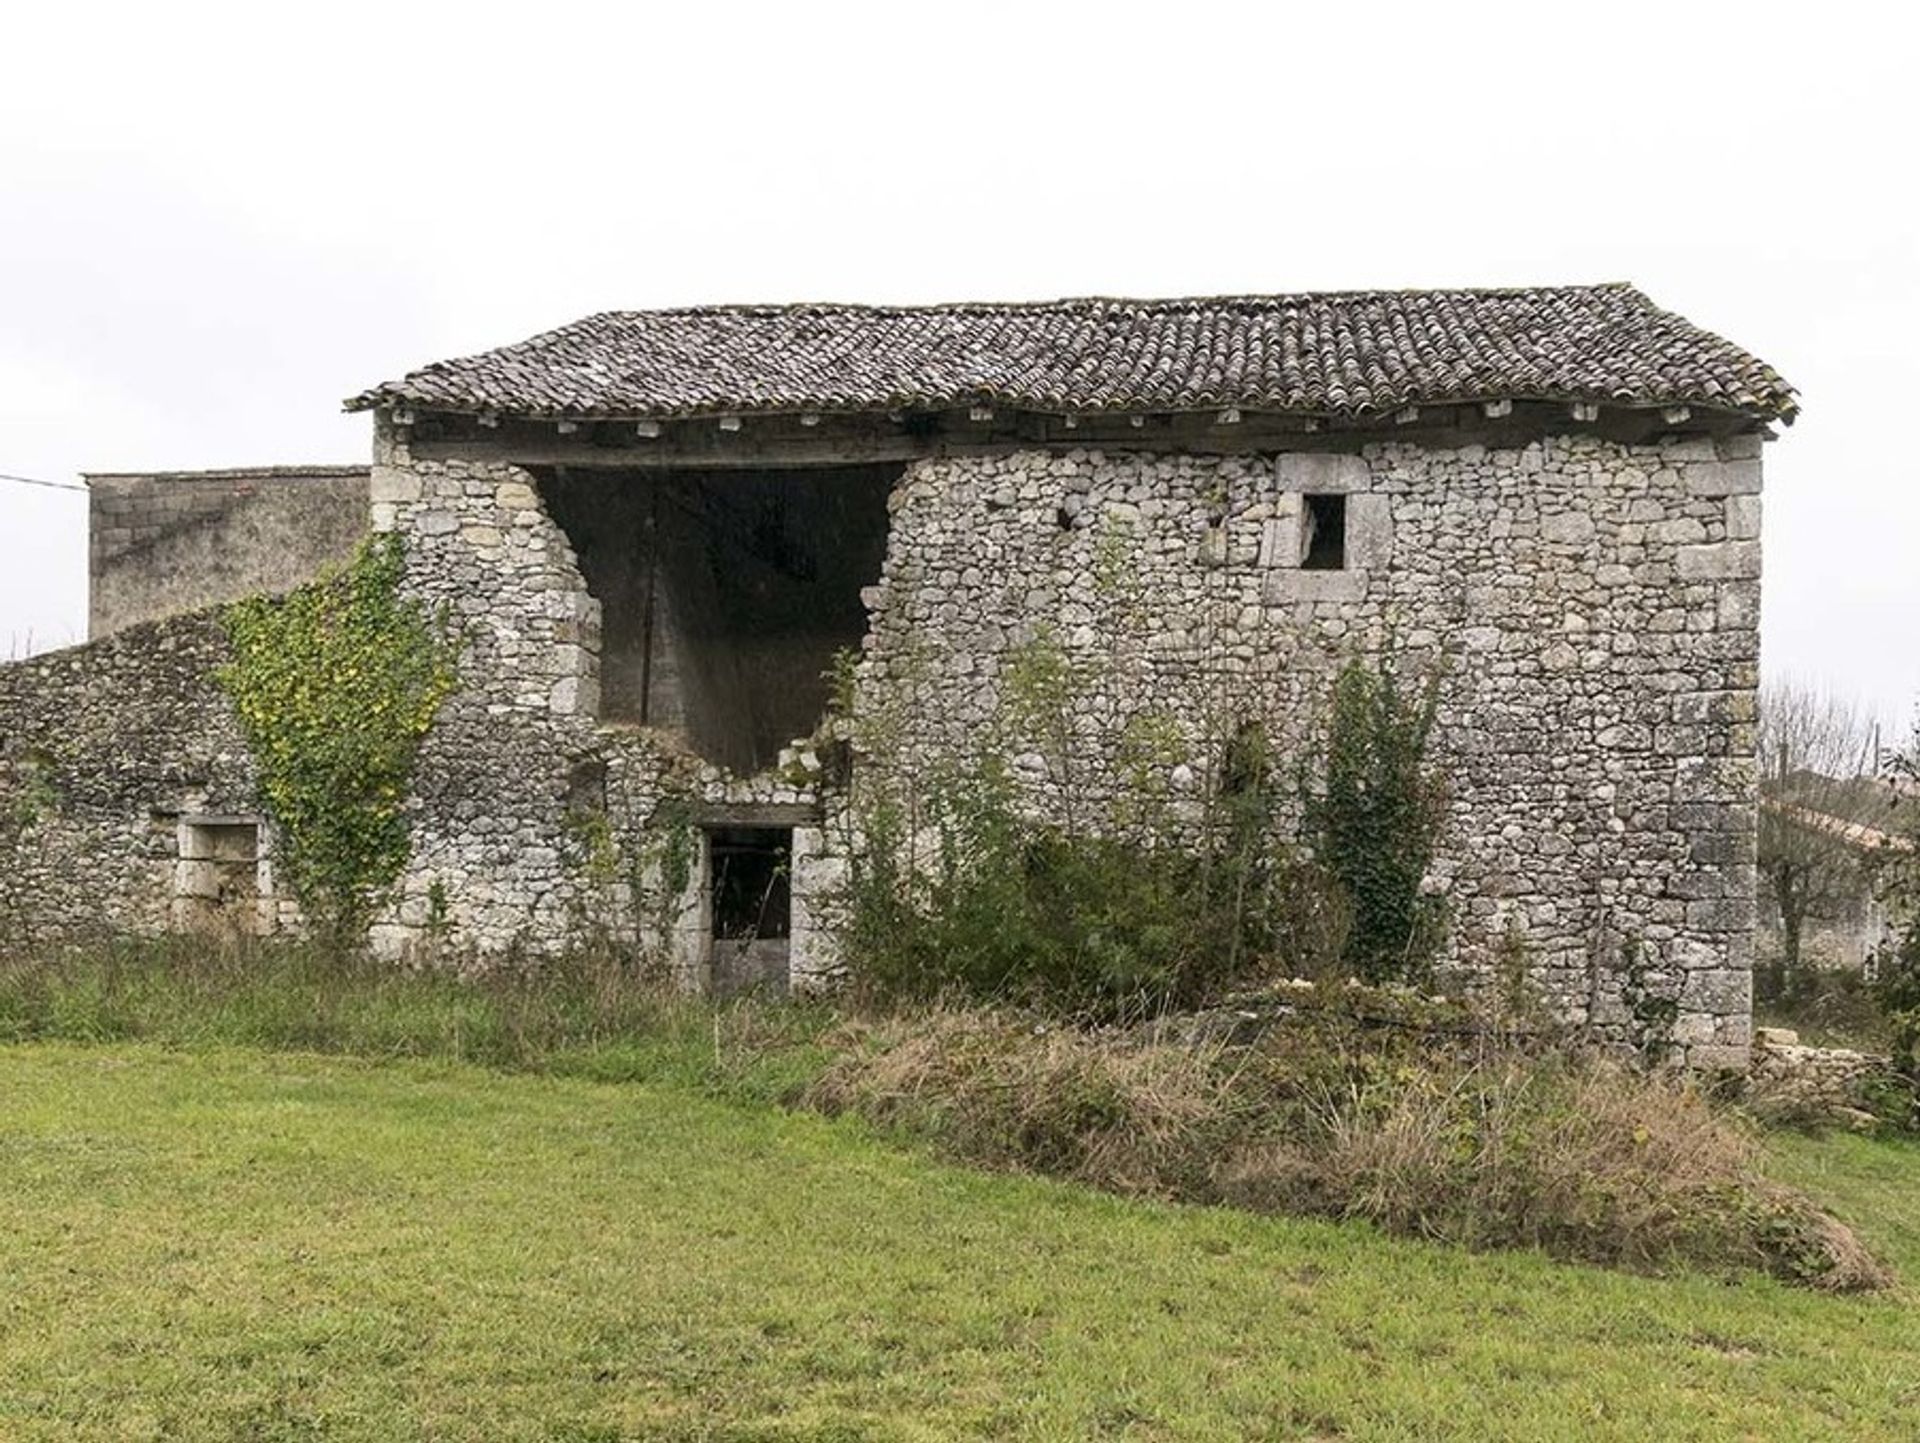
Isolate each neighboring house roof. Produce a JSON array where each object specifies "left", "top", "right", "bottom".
[
  {"left": 1763, "top": 800, "right": 1916, "bottom": 855},
  {"left": 350, "top": 284, "right": 1797, "bottom": 424},
  {"left": 1769, "top": 772, "right": 1912, "bottom": 835}
]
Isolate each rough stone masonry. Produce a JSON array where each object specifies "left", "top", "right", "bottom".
[{"left": 0, "top": 287, "right": 1794, "bottom": 1067}]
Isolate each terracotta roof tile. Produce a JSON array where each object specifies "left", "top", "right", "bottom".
[{"left": 350, "top": 285, "right": 1795, "bottom": 423}]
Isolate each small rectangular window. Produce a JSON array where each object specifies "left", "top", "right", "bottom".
[
  {"left": 1301, "top": 494, "right": 1347, "bottom": 570},
  {"left": 172, "top": 815, "right": 264, "bottom": 937}
]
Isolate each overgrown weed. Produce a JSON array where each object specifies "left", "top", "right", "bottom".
[
  {"left": 0, "top": 936, "right": 828, "bottom": 1102},
  {"left": 807, "top": 1000, "right": 1890, "bottom": 1292}
]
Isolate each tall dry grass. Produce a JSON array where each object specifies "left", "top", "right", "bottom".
[
  {"left": 0, "top": 935, "right": 831, "bottom": 1100},
  {"left": 808, "top": 1004, "right": 1890, "bottom": 1291}
]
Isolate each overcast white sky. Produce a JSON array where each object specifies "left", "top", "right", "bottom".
[{"left": 4, "top": 1, "right": 1916, "bottom": 732}]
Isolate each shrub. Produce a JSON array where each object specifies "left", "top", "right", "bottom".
[
  {"left": 1864, "top": 930, "right": 1920, "bottom": 1129},
  {"left": 835, "top": 643, "right": 1441, "bottom": 1017},
  {"left": 1303, "top": 656, "right": 1448, "bottom": 984},
  {"left": 839, "top": 750, "right": 1307, "bottom": 1019}
]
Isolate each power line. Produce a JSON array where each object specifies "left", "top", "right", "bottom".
[{"left": 0, "top": 471, "right": 87, "bottom": 493}]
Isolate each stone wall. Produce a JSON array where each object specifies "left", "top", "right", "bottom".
[
  {"left": 0, "top": 611, "right": 272, "bottom": 948},
  {"left": 89, "top": 467, "right": 369, "bottom": 638},
  {"left": 857, "top": 435, "right": 1760, "bottom": 1065},
  {"left": 360, "top": 422, "right": 1760, "bottom": 1064},
  {"left": 1750, "top": 1028, "right": 1891, "bottom": 1126},
  {"left": 4, "top": 416, "right": 1765, "bottom": 1065}
]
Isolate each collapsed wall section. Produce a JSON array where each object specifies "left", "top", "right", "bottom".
[
  {"left": 363, "top": 423, "right": 847, "bottom": 976},
  {"left": 536, "top": 465, "right": 895, "bottom": 773}
]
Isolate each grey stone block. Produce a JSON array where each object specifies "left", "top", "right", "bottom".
[
  {"left": 1263, "top": 568, "right": 1370, "bottom": 604},
  {"left": 1676, "top": 541, "right": 1760, "bottom": 581},
  {"left": 1725, "top": 494, "right": 1761, "bottom": 541},
  {"left": 1346, "top": 494, "right": 1393, "bottom": 568},
  {"left": 1275, "top": 452, "right": 1369, "bottom": 493},
  {"left": 1684, "top": 460, "right": 1762, "bottom": 497}
]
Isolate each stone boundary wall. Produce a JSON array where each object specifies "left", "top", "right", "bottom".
[
  {"left": 1750, "top": 1027, "right": 1892, "bottom": 1125},
  {"left": 89, "top": 467, "right": 369, "bottom": 639},
  {"left": 0, "top": 612, "right": 267, "bottom": 947}
]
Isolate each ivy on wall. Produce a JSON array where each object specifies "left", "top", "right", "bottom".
[
  {"left": 217, "top": 534, "right": 457, "bottom": 945},
  {"left": 1305, "top": 656, "right": 1449, "bottom": 984}
]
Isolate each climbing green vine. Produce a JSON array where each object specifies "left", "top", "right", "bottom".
[
  {"left": 1304, "top": 656, "right": 1449, "bottom": 985},
  {"left": 217, "top": 534, "right": 458, "bottom": 946}
]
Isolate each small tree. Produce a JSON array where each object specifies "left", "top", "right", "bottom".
[
  {"left": 1869, "top": 733, "right": 1920, "bottom": 1109},
  {"left": 1756, "top": 682, "right": 1879, "bottom": 996},
  {"left": 1305, "top": 657, "right": 1448, "bottom": 984}
]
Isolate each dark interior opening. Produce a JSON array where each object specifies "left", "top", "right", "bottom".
[
  {"left": 1301, "top": 493, "right": 1348, "bottom": 570},
  {"left": 709, "top": 827, "right": 792, "bottom": 941},
  {"left": 537, "top": 463, "right": 898, "bottom": 773}
]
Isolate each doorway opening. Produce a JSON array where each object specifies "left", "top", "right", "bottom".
[{"left": 707, "top": 825, "right": 792, "bottom": 995}]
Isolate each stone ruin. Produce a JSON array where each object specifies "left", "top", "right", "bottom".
[{"left": 0, "top": 285, "right": 1797, "bottom": 1067}]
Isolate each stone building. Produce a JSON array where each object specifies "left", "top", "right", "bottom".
[
  {"left": 0, "top": 285, "right": 1795, "bottom": 1065},
  {"left": 87, "top": 466, "right": 369, "bottom": 638}
]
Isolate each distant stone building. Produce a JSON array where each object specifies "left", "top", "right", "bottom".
[
  {"left": 1758, "top": 780, "right": 1914, "bottom": 973},
  {"left": 87, "top": 467, "right": 368, "bottom": 638},
  {"left": 0, "top": 285, "right": 1795, "bottom": 1066}
]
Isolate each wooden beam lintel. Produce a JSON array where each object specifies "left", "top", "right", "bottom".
[{"left": 404, "top": 397, "right": 1757, "bottom": 469}]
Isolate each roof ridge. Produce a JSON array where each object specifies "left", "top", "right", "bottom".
[{"left": 574, "top": 282, "right": 1646, "bottom": 322}]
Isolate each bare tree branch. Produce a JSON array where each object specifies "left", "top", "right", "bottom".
[{"left": 1756, "top": 681, "right": 1882, "bottom": 992}]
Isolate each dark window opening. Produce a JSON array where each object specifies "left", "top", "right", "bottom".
[
  {"left": 1301, "top": 493, "right": 1347, "bottom": 570},
  {"left": 538, "top": 464, "right": 898, "bottom": 774},
  {"left": 565, "top": 759, "right": 608, "bottom": 816},
  {"left": 709, "top": 827, "right": 792, "bottom": 941}
]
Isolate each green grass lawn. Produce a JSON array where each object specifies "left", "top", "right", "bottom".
[{"left": 1, "top": 1043, "right": 1916, "bottom": 1442}]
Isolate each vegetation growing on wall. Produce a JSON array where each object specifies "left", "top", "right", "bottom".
[
  {"left": 622, "top": 785, "right": 701, "bottom": 974},
  {"left": 1, "top": 747, "right": 59, "bottom": 837},
  {"left": 559, "top": 758, "right": 704, "bottom": 977},
  {"left": 833, "top": 629, "right": 1273, "bottom": 1015},
  {"left": 218, "top": 534, "right": 457, "bottom": 945},
  {"left": 1304, "top": 656, "right": 1448, "bottom": 984},
  {"left": 1616, "top": 933, "right": 1680, "bottom": 1066},
  {"left": 833, "top": 619, "right": 1442, "bottom": 1015}
]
